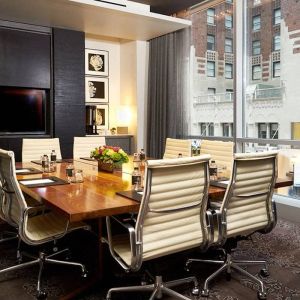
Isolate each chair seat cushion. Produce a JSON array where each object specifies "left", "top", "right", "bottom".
[{"left": 25, "top": 210, "right": 88, "bottom": 244}]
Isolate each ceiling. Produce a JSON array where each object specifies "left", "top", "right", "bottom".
[{"left": 133, "top": 0, "right": 205, "bottom": 15}]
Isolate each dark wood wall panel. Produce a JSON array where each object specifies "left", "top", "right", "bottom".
[
  {"left": 0, "top": 28, "right": 50, "bottom": 88},
  {"left": 53, "top": 28, "right": 85, "bottom": 158}
]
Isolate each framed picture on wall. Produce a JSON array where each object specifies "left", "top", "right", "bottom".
[
  {"left": 85, "top": 77, "right": 109, "bottom": 103},
  {"left": 95, "top": 104, "right": 109, "bottom": 130},
  {"left": 85, "top": 49, "right": 109, "bottom": 76}
]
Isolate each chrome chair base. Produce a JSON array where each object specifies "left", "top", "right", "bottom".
[
  {"left": 186, "top": 254, "right": 268, "bottom": 300},
  {"left": 106, "top": 275, "right": 199, "bottom": 300},
  {"left": 0, "top": 248, "right": 87, "bottom": 299},
  {"left": 0, "top": 230, "right": 18, "bottom": 243}
]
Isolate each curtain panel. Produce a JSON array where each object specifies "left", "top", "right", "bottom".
[{"left": 147, "top": 28, "right": 191, "bottom": 158}]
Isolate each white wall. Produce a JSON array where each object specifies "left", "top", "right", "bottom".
[{"left": 85, "top": 36, "right": 148, "bottom": 151}]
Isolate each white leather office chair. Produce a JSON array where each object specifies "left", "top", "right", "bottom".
[
  {"left": 186, "top": 151, "right": 278, "bottom": 300},
  {"left": 163, "top": 138, "right": 192, "bottom": 159},
  {"left": 73, "top": 136, "right": 106, "bottom": 159},
  {"left": 200, "top": 139, "right": 234, "bottom": 173},
  {"left": 22, "top": 138, "right": 62, "bottom": 162},
  {"left": 0, "top": 149, "right": 90, "bottom": 299},
  {"left": 103, "top": 155, "right": 213, "bottom": 300}
]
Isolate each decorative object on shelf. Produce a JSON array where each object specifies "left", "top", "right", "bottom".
[
  {"left": 91, "top": 145, "right": 129, "bottom": 173},
  {"left": 191, "top": 140, "right": 201, "bottom": 156},
  {"left": 110, "top": 127, "right": 117, "bottom": 135},
  {"left": 85, "top": 49, "right": 109, "bottom": 77},
  {"left": 85, "top": 77, "right": 109, "bottom": 103},
  {"left": 95, "top": 104, "right": 109, "bottom": 130}
]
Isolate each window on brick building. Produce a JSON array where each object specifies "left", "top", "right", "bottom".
[
  {"left": 207, "top": 61, "right": 215, "bottom": 77},
  {"left": 225, "top": 89, "right": 234, "bottom": 101},
  {"left": 252, "top": 65, "right": 261, "bottom": 80},
  {"left": 200, "top": 123, "right": 214, "bottom": 136},
  {"left": 207, "top": 8, "right": 215, "bottom": 25},
  {"left": 225, "top": 38, "right": 233, "bottom": 53},
  {"left": 225, "top": 63, "right": 233, "bottom": 79},
  {"left": 208, "top": 88, "right": 216, "bottom": 102},
  {"left": 207, "top": 35, "right": 215, "bottom": 51},
  {"left": 270, "top": 123, "right": 279, "bottom": 139},
  {"left": 253, "top": 0, "right": 261, "bottom": 6},
  {"left": 273, "top": 61, "right": 281, "bottom": 78},
  {"left": 252, "top": 15, "right": 261, "bottom": 31},
  {"left": 273, "top": 34, "right": 280, "bottom": 51},
  {"left": 258, "top": 123, "right": 267, "bottom": 139},
  {"left": 225, "top": 0, "right": 233, "bottom": 3},
  {"left": 225, "top": 14, "right": 233, "bottom": 29},
  {"left": 273, "top": 8, "right": 281, "bottom": 25},
  {"left": 222, "top": 123, "right": 233, "bottom": 137},
  {"left": 252, "top": 40, "right": 261, "bottom": 55}
]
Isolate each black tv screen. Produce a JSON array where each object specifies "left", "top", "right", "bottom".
[{"left": 0, "top": 87, "right": 47, "bottom": 135}]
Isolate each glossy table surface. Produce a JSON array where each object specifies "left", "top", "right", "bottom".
[{"left": 16, "top": 158, "right": 293, "bottom": 223}]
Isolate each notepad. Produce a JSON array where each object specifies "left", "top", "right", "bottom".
[
  {"left": 20, "top": 178, "right": 53, "bottom": 185},
  {"left": 19, "top": 176, "right": 69, "bottom": 188},
  {"left": 15, "top": 168, "right": 43, "bottom": 175},
  {"left": 210, "top": 180, "right": 229, "bottom": 188}
]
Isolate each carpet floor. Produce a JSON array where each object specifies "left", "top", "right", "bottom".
[{"left": 0, "top": 218, "right": 299, "bottom": 300}]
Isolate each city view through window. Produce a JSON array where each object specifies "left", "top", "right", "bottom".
[{"left": 176, "top": 0, "right": 300, "bottom": 152}]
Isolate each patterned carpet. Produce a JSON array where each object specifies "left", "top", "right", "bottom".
[{"left": 0, "top": 218, "right": 299, "bottom": 300}]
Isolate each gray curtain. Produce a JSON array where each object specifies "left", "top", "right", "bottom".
[{"left": 147, "top": 28, "right": 190, "bottom": 158}]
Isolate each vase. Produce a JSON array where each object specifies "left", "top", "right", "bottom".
[{"left": 98, "top": 161, "right": 122, "bottom": 173}]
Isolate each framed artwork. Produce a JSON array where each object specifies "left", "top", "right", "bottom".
[
  {"left": 85, "top": 49, "right": 109, "bottom": 76},
  {"left": 95, "top": 105, "right": 109, "bottom": 130},
  {"left": 85, "top": 77, "right": 109, "bottom": 103}
]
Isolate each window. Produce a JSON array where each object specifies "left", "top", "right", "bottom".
[
  {"left": 253, "top": 0, "right": 261, "bottom": 5},
  {"left": 207, "top": 8, "right": 215, "bottom": 25},
  {"left": 207, "top": 61, "right": 215, "bottom": 77},
  {"left": 252, "top": 40, "right": 261, "bottom": 55},
  {"left": 225, "top": 14, "right": 233, "bottom": 29},
  {"left": 270, "top": 123, "right": 279, "bottom": 139},
  {"left": 273, "top": 8, "right": 281, "bottom": 25},
  {"left": 200, "top": 123, "right": 214, "bottom": 136},
  {"left": 208, "top": 88, "right": 216, "bottom": 101},
  {"left": 252, "top": 15, "right": 261, "bottom": 31},
  {"left": 273, "top": 35, "right": 280, "bottom": 51},
  {"left": 207, "top": 35, "right": 215, "bottom": 51},
  {"left": 225, "top": 89, "right": 234, "bottom": 101},
  {"left": 222, "top": 123, "right": 233, "bottom": 137},
  {"left": 273, "top": 61, "right": 281, "bottom": 78},
  {"left": 226, "top": 0, "right": 233, "bottom": 3},
  {"left": 252, "top": 65, "right": 261, "bottom": 80},
  {"left": 258, "top": 123, "right": 267, "bottom": 139},
  {"left": 225, "top": 38, "right": 233, "bottom": 53},
  {"left": 225, "top": 63, "right": 233, "bottom": 79}
]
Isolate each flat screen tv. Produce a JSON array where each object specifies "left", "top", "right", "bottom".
[{"left": 0, "top": 87, "right": 48, "bottom": 135}]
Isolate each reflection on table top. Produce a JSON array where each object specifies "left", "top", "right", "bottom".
[{"left": 17, "top": 159, "right": 293, "bottom": 222}]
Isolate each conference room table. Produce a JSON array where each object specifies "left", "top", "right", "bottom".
[
  {"left": 17, "top": 158, "right": 293, "bottom": 223},
  {"left": 15, "top": 158, "right": 293, "bottom": 298}
]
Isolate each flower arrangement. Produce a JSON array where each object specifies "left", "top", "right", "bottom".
[{"left": 91, "top": 145, "right": 129, "bottom": 164}]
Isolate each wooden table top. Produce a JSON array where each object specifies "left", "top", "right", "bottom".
[{"left": 16, "top": 159, "right": 293, "bottom": 223}]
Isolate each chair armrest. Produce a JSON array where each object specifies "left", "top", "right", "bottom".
[
  {"left": 212, "top": 209, "right": 227, "bottom": 245},
  {"left": 206, "top": 210, "right": 214, "bottom": 245}
]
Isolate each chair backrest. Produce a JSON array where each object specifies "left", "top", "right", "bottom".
[
  {"left": 73, "top": 136, "right": 106, "bottom": 159},
  {"left": 163, "top": 138, "right": 192, "bottom": 159},
  {"left": 220, "top": 151, "right": 278, "bottom": 240},
  {"left": 0, "top": 149, "right": 27, "bottom": 230},
  {"left": 135, "top": 155, "right": 211, "bottom": 266},
  {"left": 22, "top": 138, "right": 62, "bottom": 162},
  {"left": 200, "top": 139, "right": 234, "bottom": 172}
]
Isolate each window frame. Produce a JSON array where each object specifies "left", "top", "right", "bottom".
[
  {"left": 207, "top": 61, "right": 216, "bottom": 77},
  {"left": 252, "top": 65, "right": 261, "bottom": 80},
  {"left": 225, "top": 14, "right": 233, "bottom": 29},
  {"left": 273, "top": 8, "right": 281, "bottom": 26},
  {"left": 252, "top": 40, "right": 261, "bottom": 55},
  {"left": 273, "top": 34, "right": 280, "bottom": 51},
  {"left": 225, "top": 63, "right": 233, "bottom": 79},
  {"left": 225, "top": 38, "right": 233, "bottom": 53},
  {"left": 207, "top": 34, "right": 215, "bottom": 51},
  {"left": 207, "top": 8, "right": 215, "bottom": 25},
  {"left": 252, "top": 15, "right": 261, "bottom": 31},
  {"left": 273, "top": 61, "right": 281, "bottom": 78}
]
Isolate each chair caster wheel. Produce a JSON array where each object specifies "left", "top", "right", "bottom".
[
  {"left": 36, "top": 290, "right": 47, "bottom": 299},
  {"left": 192, "top": 286, "right": 199, "bottom": 295},
  {"left": 257, "top": 291, "right": 267, "bottom": 300},
  {"left": 201, "top": 289, "right": 209, "bottom": 297},
  {"left": 185, "top": 263, "right": 190, "bottom": 272},
  {"left": 260, "top": 269, "right": 269, "bottom": 277},
  {"left": 226, "top": 272, "right": 231, "bottom": 281}
]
